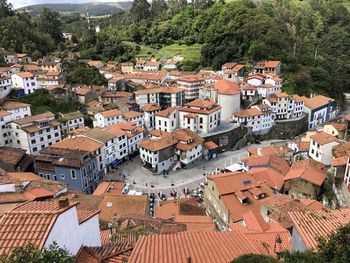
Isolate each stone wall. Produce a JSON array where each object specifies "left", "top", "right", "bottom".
[
  {"left": 259, "top": 115, "right": 308, "bottom": 141},
  {"left": 202, "top": 125, "right": 249, "bottom": 151}
]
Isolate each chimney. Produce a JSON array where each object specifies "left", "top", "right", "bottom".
[
  {"left": 14, "top": 183, "right": 23, "bottom": 193},
  {"left": 58, "top": 198, "right": 69, "bottom": 209},
  {"left": 186, "top": 256, "right": 192, "bottom": 263}
]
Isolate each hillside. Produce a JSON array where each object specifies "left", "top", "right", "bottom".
[{"left": 18, "top": 2, "right": 133, "bottom": 16}]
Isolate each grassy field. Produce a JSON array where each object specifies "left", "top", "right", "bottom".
[{"left": 136, "top": 44, "right": 202, "bottom": 62}]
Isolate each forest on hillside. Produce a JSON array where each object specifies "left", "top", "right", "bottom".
[{"left": 1, "top": 0, "right": 350, "bottom": 102}]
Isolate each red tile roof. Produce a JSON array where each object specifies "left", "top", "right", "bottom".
[
  {"left": 128, "top": 231, "right": 275, "bottom": 263},
  {"left": 50, "top": 137, "right": 103, "bottom": 152},
  {"left": 289, "top": 208, "right": 350, "bottom": 250},
  {"left": 0, "top": 200, "right": 79, "bottom": 255},
  {"left": 284, "top": 159, "right": 326, "bottom": 186},
  {"left": 213, "top": 79, "right": 240, "bottom": 95},
  {"left": 310, "top": 131, "right": 339, "bottom": 145},
  {"left": 75, "top": 242, "right": 134, "bottom": 263},
  {"left": 247, "top": 167, "right": 285, "bottom": 191},
  {"left": 229, "top": 211, "right": 292, "bottom": 252},
  {"left": 302, "top": 95, "right": 335, "bottom": 110},
  {"left": 265, "top": 61, "right": 281, "bottom": 68}
]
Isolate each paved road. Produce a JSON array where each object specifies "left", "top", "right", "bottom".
[{"left": 105, "top": 139, "right": 284, "bottom": 198}]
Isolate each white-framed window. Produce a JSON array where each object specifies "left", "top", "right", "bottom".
[
  {"left": 60, "top": 174, "right": 65, "bottom": 179},
  {"left": 71, "top": 169, "right": 77, "bottom": 179}
]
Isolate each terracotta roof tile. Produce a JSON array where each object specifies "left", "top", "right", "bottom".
[
  {"left": 155, "top": 107, "right": 177, "bottom": 118},
  {"left": 247, "top": 168, "right": 285, "bottom": 191},
  {"left": 128, "top": 231, "right": 275, "bottom": 263},
  {"left": 203, "top": 141, "right": 218, "bottom": 150},
  {"left": 98, "top": 195, "right": 148, "bottom": 223},
  {"left": 284, "top": 159, "right": 326, "bottom": 186},
  {"left": 100, "top": 109, "right": 122, "bottom": 118},
  {"left": 310, "top": 131, "right": 339, "bottom": 145},
  {"left": 264, "top": 61, "right": 281, "bottom": 68},
  {"left": 302, "top": 95, "right": 335, "bottom": 110},
  {"left": 50, "top": 137, "right": 103, "bottom": 152},
  {"left": 289, "top": 208, "right": 350, "bottom": 250},
  {"left": 213, "top": 79, "right": 240, "bottom": 95}
]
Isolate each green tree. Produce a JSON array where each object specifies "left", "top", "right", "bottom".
[
  {"left": 317, "top": 223, "right": 350, "bottom": 263},
  {"left": 37, "top": 8, "right": 64, "bottom": 44},
  {"left": 68, "top": 65, "right": 107, "bottom": 86},
  {"left": 150, "top": 0, "right": 167, "bottom": 19},
  {"left": 130, "top": 0, "right": 151, "bottom": 22},
  {"left": 0, "top": 242, "right": 74, "bottom": 263},
  {"left": 231, "top": 254, "right": 278, "bottom": 263},
  {"left": 0, "top": 0, "right": 13, "bottom": 18}
]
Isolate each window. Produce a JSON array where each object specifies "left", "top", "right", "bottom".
[
  {"left": 60, "top": 174, "right": 65, "bottom": 179},
  {"left": 71, "top": 170, "right": 76, "bottom": 179},
  {"left": 33, "top": 147, "right": 37, "bottom": 152}
]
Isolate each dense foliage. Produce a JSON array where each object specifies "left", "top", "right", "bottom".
[
  {"left": 67, "top": 64, "right": 107, "bottom": 86},
  {"left": 18, "top": 89, "right": 79, "bottom": 115},
  {"left": 0, "top": 242, "right": 74, "bottom": 263},
  {"left": 0, "top": 1, "right": 64, "bottom": 59}
]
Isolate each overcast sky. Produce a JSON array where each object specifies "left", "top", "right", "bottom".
[{"left": 9, "top": 0, "right": 128, "bottom": 9}]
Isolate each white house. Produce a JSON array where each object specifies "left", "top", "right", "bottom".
[
  {"left": 309, "top": 131, "right": 340, "bottom": 165},
  {"left": 7, "top": 112, "right": 62, "bottom": 155},
  {"left": 263, "top": 93, "right": 304, "bottom": 120},
  {"left": 233, "top": 104, "right": 274, "bottom": 135},
  {"left": 121, "top": 111, "right": 144, "bottom": 127},
  {"left": 139, "top": 133, "right": 178, "bottom": 174},
  {"left": 0, "top": 101, "right": 31, "bottom": 120},
  {"left": 247, "top": 74, "right": 265, "bottom": 87},
  {"left": 302, "top": 95, "right": 337, "bottom": 130},
  {"left": 106, "top": 122, "right": 144, "bottom": 155},
  {"left": 223, "top": 64, "right": 245, "bottom": 82},
  {"left": 82, "top": 127, "right": 128, "bottom": 171},
  {"left": 178, "top": 99, "right": 221, "bottom": 135},
  {"left": 200, "top": 79, "right": 240, "bottom": 121},
  {"left": 323, "top": 122, "right": 347, "bottom": 139},
  {"left": 0, "top": 72, "right": 12, "bottom": 99},
  {"left": 59, "top": 111, "right": 85, "bottom": 134},
  {"left": 11, "top": 72, "right": 40, "bottom": 95},
  {"left": 141, "top": 104, "right": 161, "bottom": 131},
  {"left": 143, "top": 60, "right": 160, "bottom": 71},
  {"left": 239, "top": 82, "right": 256, "bottom": 101},
  {"left": 0, "top": 199, "right": 101, "bottom": 256},
  {"left": 93, "top": 109, "right": 123, "bottom": 128},
  {"left": 139, "top": 129, "right": 204, "bottom": 173},
  {"left": 173, "top": 129, "right": 204, "bottom": 169},
  {"left": 155, "top": 107, "right": 179, "bottom": 132}
]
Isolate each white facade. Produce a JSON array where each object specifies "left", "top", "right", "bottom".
[
  {"left": 0, "top": 74, "right": 12, "bottom": 99},
  {"left": 135, "top": 92, "right": 158, "bottom": 108},
  {"left": 127, "top": 131, "right": 144, "bottom": 154},
  {"left": 155, "top": 110, "right": 179, "bottom": 132},
  {"left": 140, "top": 146, "right": 174, "bottom": 173},
  {"left": 247, "top": 77, "right": 264, "bottom": 87},
  {"left": 62, "top": 117, "right": 84, "bottom": 133},
  {"left": 176, "top": 143, "right": 203, "bottom": 166},
  {"left": 11, "top": 73, "right": 40, "bottom": 95},
  {"left": 45, "top": 206, "right": 101, "bottom": 255},
  {"left": 93, "top": 111, "right": 123, "bottom": 128},
  {"left": 309, "top": 137, "right": 339, "bottom": 165},
  {"left": 303, "top": 106, "right": 328, "bottom": 130},
  {"left": 143, "top": 110, "right": 159, "bottom": 131},
  {"left": 233, "top": 107, "right": 274, "bottom": 135},
  {"left": 7, "top": 114, "right": 62, "bottom": 155},
  {"left": 178, "top": 108, "right": 221, "bottom": 135},
  {"left": 218, "top": 93, "right": 240, "bottom": 121}
]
